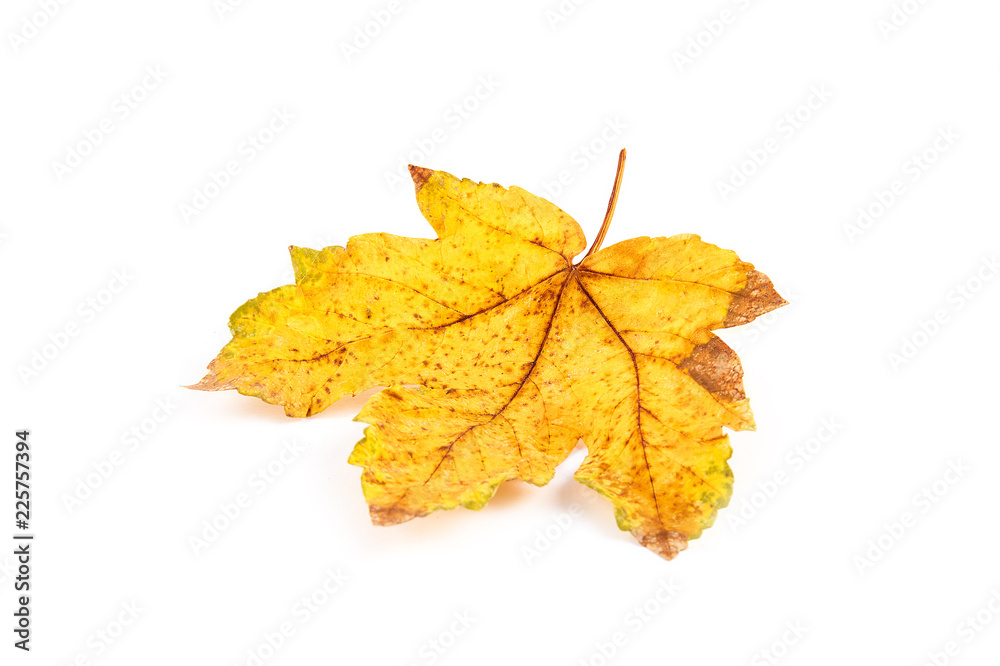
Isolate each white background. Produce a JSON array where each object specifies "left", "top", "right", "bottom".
[{"left": 3, "top": 1, "right": 1000, "bottom": 664}]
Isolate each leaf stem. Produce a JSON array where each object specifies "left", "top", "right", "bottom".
[{"left": 584, "top": 148, "right": 626, "bottom": 260}]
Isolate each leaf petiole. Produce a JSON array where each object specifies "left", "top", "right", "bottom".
[{"left": 583, "top": 148, "right": 627, "bottom": 260}]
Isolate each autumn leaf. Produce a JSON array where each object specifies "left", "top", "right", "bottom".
[{"left": 190, "top": 150, "right": 786, "bottom": 559}]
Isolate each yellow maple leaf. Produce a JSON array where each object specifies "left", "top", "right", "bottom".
[{"left": 190, "top": 150, "right": 787, "bottom": 559}]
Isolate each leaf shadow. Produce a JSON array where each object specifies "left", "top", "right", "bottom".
[
  {"left": 553, "top": 452, "right": 629, "bottom": 541},
  {"left": 484, "top": 478, "right": 536, "bottom": 508},
  {"left": 186, "top": 385, "right": 388, "bottom": 423}
]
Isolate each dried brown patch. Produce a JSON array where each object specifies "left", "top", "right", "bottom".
[
  {"left": 723, "top": 269, "right": 788, "bottom": 327},
  {"left": 679, "top": 336, "right": 746, "bottom": 402},
  {"left": 408, "top": 165, "right": 433, "bottom": 192},
  {"left": 632, "top": 529, "right": 688, "bottom": 560},
  {"left": 370, "top": 504, "right": 420, "bottom": 526}
]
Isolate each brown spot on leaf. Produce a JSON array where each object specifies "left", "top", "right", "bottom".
[
  {"left": 631, "top": 528, "right": 688, "bottom": 560},
  {"left": 408, "top": 165, "right": 433, "bottom": 192},
  {"left": 724, "top": 270, "right": 788, "bottom": 327},
  {"left": 679, "top": 336, "right": 746, "bottom": 402},
  {"left": 370, "top": 504, "right": 420, "bottom": 526}
]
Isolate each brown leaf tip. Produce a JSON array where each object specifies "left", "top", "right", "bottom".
[
  {"left": 680, "top": 337, "right": 746, "bottom": 402},
  {"left": 632, "top": 529, "right": 688, "bottom": 560},
  {"left": 184, "top": 372, "right": 236, "bottom": 392},
  {"left": 369, "top": 504, "right": 420, "bottom": 526},
  {"left": 408, "top": 165, "right": 433, "bottom": 192},
  {"left": 724, "top": 270, "right": 788, "bottom": 328}
]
